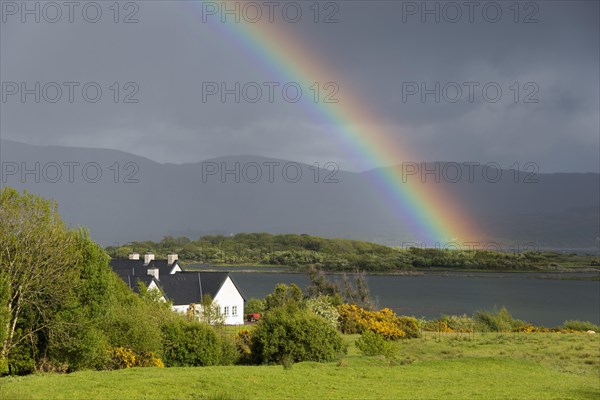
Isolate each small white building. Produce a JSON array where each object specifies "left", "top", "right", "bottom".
[
  {"left": 111, "top": 253, "right": 246, "bottom": 325},
  {"left": 160, "top": 271, "right": 245, "bottom": 325}
]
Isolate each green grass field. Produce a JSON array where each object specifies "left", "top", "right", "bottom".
[{"left": 1, "top": 333, "right": 598, "bottom": 400}]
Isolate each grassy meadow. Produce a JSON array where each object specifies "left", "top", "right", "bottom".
[{"left": 1, "top": 332, "right": 598, "bottom": 400}]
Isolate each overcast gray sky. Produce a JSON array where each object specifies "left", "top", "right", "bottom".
[{"left": 1, "top": 0, "right": 598, "bottom": 172}]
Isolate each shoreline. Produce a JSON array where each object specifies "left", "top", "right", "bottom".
[{"left": 184, "top": 264, "right": 600, "bottom": 279}]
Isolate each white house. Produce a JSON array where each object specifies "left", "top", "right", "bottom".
[{"left": 110, "top": 253, "right": 246, "bottom": 325}]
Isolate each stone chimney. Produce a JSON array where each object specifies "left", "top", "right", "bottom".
[
  {"left": 147, "top": 267, "right": 159, "bottom": 280},
  {"left": 167, "top": 253, "right": 178, "bottom": 265},
  {"left": 128, "top": 252, "right": 140, "bottom": 260},
  {"left": 144, "top": 252, "right": 155, "bottom": 265}
]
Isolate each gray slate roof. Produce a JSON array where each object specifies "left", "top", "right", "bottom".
[
  {"left": 111, "top": 259, "right": 179, "bottom": 278},
  {"left": 157, "top": 272, "right": 238, "bottom": 305},
  {"left": 122, "top": 275, "right": 156, "bottom": 293},
  {"left": 110, "top": 259, "right": 244, "bottom": 305}
]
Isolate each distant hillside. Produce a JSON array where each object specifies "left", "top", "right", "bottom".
[
  {"left": 1, "top": 139, "right": 598, "bottom": 248},
  {"left": 105, "top": 233, "right": 600, "bottom": 272}
]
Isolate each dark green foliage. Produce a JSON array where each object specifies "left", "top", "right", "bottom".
[
  {"left": 250, "top": 307, "right": 346, "bottom": 364},
  {"left": 5, "top": 336, "right": 35, "bottom": 376},
  {"left": 161, "top": 319, "right": 236, "bottom": 367}
]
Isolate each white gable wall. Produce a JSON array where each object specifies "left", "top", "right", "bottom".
[
  {"left": 213, "top": 277, "right": 245, "bottom": 325},
  {"left": 170, "top": 263, "right": 182, "bottom": 274},
  {"left": 148, "top": 280, "right": 166, "bottom": 302}
]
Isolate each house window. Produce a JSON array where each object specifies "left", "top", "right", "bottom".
[
  {"left": 223, "top": 306, "right": 229, "bottom": 316},
  {"left": 232, "top": 306, "right": 238, "bottom": 316}
]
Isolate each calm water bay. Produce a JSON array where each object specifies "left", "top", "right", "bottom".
[{"left": 221, "top": 271, "right": 600, "bottom": 326}]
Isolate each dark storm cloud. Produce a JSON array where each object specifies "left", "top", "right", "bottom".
[{"left": 0, "top": 0, "right": 598, "bottom": 172}]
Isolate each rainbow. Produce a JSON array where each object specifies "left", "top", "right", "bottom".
[{"left": 188, "top": 2, "right": 482, "bottom": 245}]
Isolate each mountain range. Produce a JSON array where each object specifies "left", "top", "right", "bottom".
[{"left": 1, "top": 139, "right": 598, "bottom": 250}]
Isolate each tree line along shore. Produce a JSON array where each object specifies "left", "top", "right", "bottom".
[{"left": 106, "top": 233, "right": 600, "bottom": 273}]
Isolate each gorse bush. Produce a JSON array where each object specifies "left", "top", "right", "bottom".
[
  {"left": 106, "top": 347, "right": 136, "bottom": 370},
  {"left": 134, "top": 351, "right": 165, "bottom": 368},
  {"left": 250, "top": 307, "right": 346, "bottom": 364},
  {"left": 356, "top": 331, "right": 397, "bottom": 358},
  {"left": 395, "top": 316, "right": 420, "bottom": 339},
  {"left": 235, "top": 329, "right": 253, "bottom": 364},
  {"left": 338, "top": 304, "right": 366, "bottom": 334},
  {"left": 338, "top": 305, "right": 420, "bottom": 339},
  {"left": 105, "top": 347, "right": 164, "bottom": 370}
]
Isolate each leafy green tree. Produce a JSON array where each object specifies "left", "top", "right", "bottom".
[
  {"left": 264, "top": 283, "right": 303, "bottom": 312},
  {"left": 0, "top": 188, "right": 174, "bottom": 374},
  {"left": 0, "top": 188, "right": 80, "bottom": 370}
]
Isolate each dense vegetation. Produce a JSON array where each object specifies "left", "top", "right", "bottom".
[
  {"left": 0, "top": 188, "right": 181, "bottom": 375},
  {"left": 106, "top": 233, "right": 600, "bottom": 272},
  {"left": 0, "top": 189, "right": 241, "bottom": 376}
]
